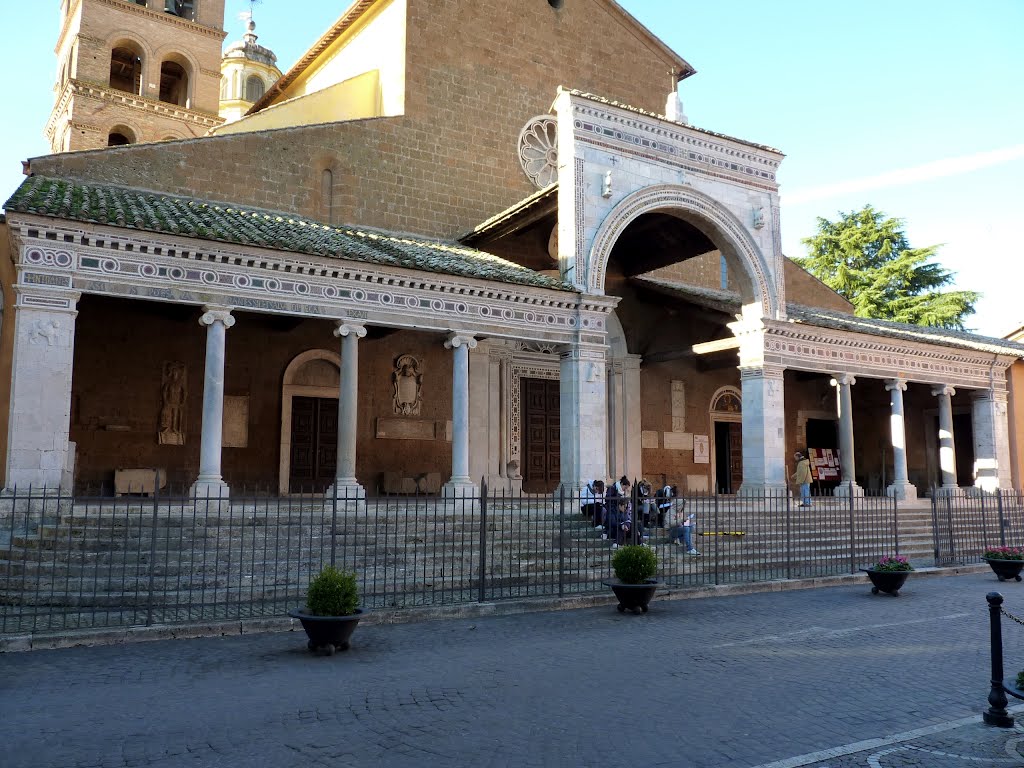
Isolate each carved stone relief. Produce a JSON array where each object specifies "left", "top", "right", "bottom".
[
  {"left": 392, "top": 354, "right": 423, "bottom": 416},
  {"left": 158, "top": 361, "right": 187, "bottom": 446}
]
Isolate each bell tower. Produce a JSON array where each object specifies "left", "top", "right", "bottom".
[
  {"left": 219, "top": 17, "right": 281, "bottom": 125},
  {"left": 46, "top": 0, "right": 227, "bottom": 153}
]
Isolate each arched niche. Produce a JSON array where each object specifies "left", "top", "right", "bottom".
[
  {"left": 709, "top": 385, "right": 743, "bottom": 494},
  {"left": 278, "top": 349, "right": 341, "bottom": 495}
]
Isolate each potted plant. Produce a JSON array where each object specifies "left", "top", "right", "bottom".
[
  {"left": 983, "top": 547, "right": 1024, "bottom": 582},
  {"left": 603, "top": 545, "right": 658, "bottom": 614},
  {"left": 288, "top": 565, "right": 364, "bottom": 655},
  {"left": 860, "top": 555, "right": 914, "bottom": 596}
]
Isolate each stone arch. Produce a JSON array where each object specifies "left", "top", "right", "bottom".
[
  {"left": 278, "top": 349, "right": 341, "bottom": 495},
  {"left": 153, "top": 46, "right": 200, "bottom": 108},
  {"left": 588, "top": 184, "right": 780, "bottom": 320}
]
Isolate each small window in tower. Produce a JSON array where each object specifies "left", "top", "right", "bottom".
[
  {"left": 245, "top": 75, "right": 265, "bottom": 103},
  {"left": 109, "top": 47, "right": 142, "bottom": 94},
  {"left": 164, "top": 0, "right": 195, "bottom": 20},
  {"left": 159, "top": 61, "right": 189, "bottom": 107}
]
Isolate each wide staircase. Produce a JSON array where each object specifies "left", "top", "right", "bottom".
[{"left": 0, "top": 494, "right": 957, "bottom": 634}]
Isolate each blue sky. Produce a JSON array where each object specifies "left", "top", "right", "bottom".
[{"left": 1, "top": 1, "right": 1021, "bottom": 336}]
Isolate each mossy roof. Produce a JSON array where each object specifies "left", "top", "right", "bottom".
[{"left": 4, "top": 175, "right": 573, "bottom": 292}]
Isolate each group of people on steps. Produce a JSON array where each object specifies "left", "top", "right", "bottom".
[{"left": 580, "top": 477, "right": 699, "bottom": 555}]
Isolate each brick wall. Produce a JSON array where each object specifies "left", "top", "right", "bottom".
[{"left": 32, "top": 0, "right": 682, "bottom": 239}]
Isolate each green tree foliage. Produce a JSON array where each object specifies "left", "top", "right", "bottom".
[{"left": 794, "top": 205, "right": 979, "bottom": 330}]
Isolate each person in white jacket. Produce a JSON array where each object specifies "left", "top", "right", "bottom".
[{"left": 582, "top": 479, "right": 606, "bottom": 528}]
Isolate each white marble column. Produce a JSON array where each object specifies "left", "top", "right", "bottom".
[
  {"left": 972, "top": 389, "right": 1011, "bottom": 493},
  {"left": 190, "top": 307, "right": 234, "bottom": 499},
  {"left": 327, "top": 321, "right": 366, "bottom": 505},
  {"left": 831, "top": 373, "right": 863, "bottom": 497},
  {"left": 4, "top": 287, "right": 80, "bottom": 490},
  {"left": 884, "top": 379, "right": 917, "bottom": 500},
  {"left": 932, "top": 384, "right": 958, "bottom": 491},
  {"left": 558, "top": 344, "right": 608, "bottom": 493},
  {"left": 607, "top": 359, "right": 623, "bottom": 477},
  {"left": 622, "top": 354, "right": 642, "bottom": 482},
  {"left": 442, "top": 333, "right": 479, "bottom": 497},
  {"left": 737, "top": 366, "right": 788, "bottom": 495}
]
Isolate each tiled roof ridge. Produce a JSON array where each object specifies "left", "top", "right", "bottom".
[{"left": 4, "top": 175, "right": 573, "bottom": 292}]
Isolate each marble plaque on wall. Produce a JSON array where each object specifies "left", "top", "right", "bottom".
[
  {"left": 693, "top": 434, "right": 710, "bottom": 463},
  {"left": 641, "top": 430, "right": 659, "bottom": 449},
  {"left": 222, "top": 396, "right": 249, "bottom": 448},
  {"left": 376, "top": 417, "right": 436, "bottom": 440},
  {"left": 663, "top": 431, "right": 693, "bottom": 451}
]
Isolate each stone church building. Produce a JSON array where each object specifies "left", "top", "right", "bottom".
[{"left": 2, "top": 0, "right": 1022, "bottom": 499}]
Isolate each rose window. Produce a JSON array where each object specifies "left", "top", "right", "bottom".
[{"left": 518, "top": 116, "right": 558, "bottom": 188}]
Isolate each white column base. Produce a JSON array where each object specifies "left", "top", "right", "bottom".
[
  {"left": 886, "top": 482, "right": 918, "bottom": 501},
  {"left": 442, "top": 479, "right": 480, "bottom": 498},
  {"left": 326, "top": 480, "right": 367, "bottom": 512},
  {"left": 833, "top": 481, "right": 864, "bottom": 497},
  {"left": 190, "top": 478, "right": 230, "bottom": 500}
]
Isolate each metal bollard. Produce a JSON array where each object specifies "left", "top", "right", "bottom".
[{"left": 984, "top": 592, "right": 1015, "bottom": 727}]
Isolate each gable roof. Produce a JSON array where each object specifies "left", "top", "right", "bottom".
[
  {"left": 248, "top": 0, "right": 696, "bottom": 116},
  {"left": 4, "top": 175, "right": 572, "bottom": 292}
]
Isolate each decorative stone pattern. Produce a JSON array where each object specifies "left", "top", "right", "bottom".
[
  {"left": 518, "top": 116, "right": 559, "bottom": 188},
  {"left": 158, "top": 361, "right": 187, "bottom": 446},
  {"left": 392, "top": 355, "right": 424, "bottom": 416},
  {"left": 8, "top": 216, "right": 611, "bottom": 347}
]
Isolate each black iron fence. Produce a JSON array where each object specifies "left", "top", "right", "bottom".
[{"left": 1, "top": 483, "right": 1022, "bottom": 637}]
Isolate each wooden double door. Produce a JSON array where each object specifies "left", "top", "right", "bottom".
[
  {"left": 289, "top": 396, "right": 338, "bottom": 493},
  {"left": 714, "top": 420, "right": 743, "bottom": 494},
  {"left": 521, "top": 378, "right": 560, "bottom": 493}
]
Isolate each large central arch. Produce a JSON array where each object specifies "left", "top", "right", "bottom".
[{"left": 587, "top": 184, "right": 781, "bottom": 320}]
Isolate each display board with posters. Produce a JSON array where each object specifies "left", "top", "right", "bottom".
[{"left": 808, "top": 448, "right": 840, "bottom": 482}]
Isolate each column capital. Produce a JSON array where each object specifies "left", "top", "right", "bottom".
[
  {"left": 740, "top": 364, "right": 784, "bottom": 380},
  {"left": 932, "top": 384, "right": 956, "bottom": 398},
  {"left": 334, "top": 320, "right": 367, "bottom": 338},
  {"left": 830, "top": 373, "right": 856, "bottom": 387},
  {"left": 444, "top": 332, "right": 477, "bottom": 350},
  {"left": 199, "top": 306, "right": 235, "bottom": 329},
  {"left": 884, "top": 378, "right": 908, "bottom": 392}
]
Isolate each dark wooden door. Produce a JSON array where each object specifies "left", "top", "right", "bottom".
[
  {"left": 522, "top": 378, "right": 560, "bottom": 493},
  {"left": 714, "top": 420, "right": 743, "bottom": 494},
  {"left": 289, "top": 396, "right": 338, "bottom": 493},
  {"left": 728, "top": 422, "right": 743, "bottom": 492}
]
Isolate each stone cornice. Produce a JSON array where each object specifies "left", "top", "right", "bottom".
[
  {"left": 764, "top": 321, "right": 1014, "bottom": 391},
  {"left": 60, "top": 0, "right": 227, "bottom": 47},
  {"left": 46, "top": 81, "right": 223, "bottom": 139},
  {"left": 565, "top": 92, "right": 781, "bottom": 192},
  {"left": 7, "top": 215, "right": 597, "bottom": 345}
]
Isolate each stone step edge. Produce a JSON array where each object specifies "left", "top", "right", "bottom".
[{"left": 0, "top": 563, "right": 990, "bottom": 653}]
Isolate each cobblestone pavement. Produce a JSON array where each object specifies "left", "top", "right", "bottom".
[{"left": 3, "top": 571, "right": 1024, "bottom": 768}]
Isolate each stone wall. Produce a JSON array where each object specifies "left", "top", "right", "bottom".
[
  {"left": 0, "top": 222, "right": 15, "bottom": 487},
  {"left": 69, "top": 296, "right": 454, "bottom": 491},
  {"left": 32, "top": 0, "right": 682, "bottom": 239}
]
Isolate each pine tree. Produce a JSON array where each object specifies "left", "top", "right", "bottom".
[{"left": 794, "top": 205, "right": 979, "bottom": 330}]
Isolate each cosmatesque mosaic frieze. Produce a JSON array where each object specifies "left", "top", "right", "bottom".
[{"left": 11, "top": 225, "right": 616, "bottom": 346}]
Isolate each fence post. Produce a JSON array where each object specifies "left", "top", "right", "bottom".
[
  {"left": 984, "top": 591, "right": 1015, "bottom": 727},
  {"left": 713, "top": 490, "right": 720, "bottom": 586},
  {"left": 785, "top": 484, "right": 792, "bottom": 580},
  {"left": 330, "top": 484, "right": 338, "bottom": 569},
  {"left": 478, "top": 479, "right": 488, "bottom": 603},
  {"left": 893, "top": 493, "right": 900, "bottom": 557},
  {"left": 145, "top": 480, "right": 159, "bottom": 627},
  {"left": 930, "top": 488, "right": 940, "bottom": 565},
  {"left": 848, "top": 484, "right": 856, "bottom": 574},
  {"left": 558, "top": 485, "right": 565, "bottom": 598},
  {"left": 998, "top": 489, "right": 1007, "bottom": 548}
]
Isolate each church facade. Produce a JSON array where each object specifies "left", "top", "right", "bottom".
[{"left": 2, "top": 0, "right": 1021, "bottom": 500}]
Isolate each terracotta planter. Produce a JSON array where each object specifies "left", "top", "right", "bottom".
[
  {"left": 860, "top": 568, "right": 911, "bottom": 596},
  {"left": 603, "top": 580, "right": 658, "bottom": 614},
  {"left": 288, "top": 608, "right": 365, "bottom": 654},
  {"left": 984, "top": 558, "right": 1024, "bottom": 582}
]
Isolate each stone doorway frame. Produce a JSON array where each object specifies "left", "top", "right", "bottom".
[
  {"left": 709, "top": 386, "right": 742, "bottom": 494},
  {"left": 278, "top": 349, "right": 341, "bottom": 495}
]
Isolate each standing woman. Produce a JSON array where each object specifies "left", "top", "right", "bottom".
[{"left": 792, "top": 452, "right": 813, "bottom": 507}]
